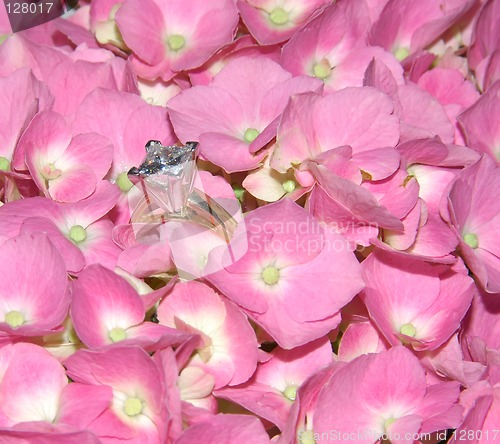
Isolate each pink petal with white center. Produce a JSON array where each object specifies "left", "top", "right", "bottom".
[
  {"left": 64, "top": 346, "right": 166, "bottom": 442},
  {"left": 0, "top": 232, "right": 69, "bottom": 336},
  {"left": 280, "top": 0, "right": 371, "bottom": 79},
  {"left": 45, "top": 164, "right": 97, "bottom": 203},
  {"left": 237, "top": 0, "right": 330, "bottom": 45},
  {"left": 175, "top": 414, "right": 271, "bottom": 444},
  {"left": 0, "top": 343, "right": 67, "bottom": 425},
  {"left": 157, "top": 281, "right": 258, "bottom": 388},
  {"left": 338, "top": 320, "right": 389, "bottom": 362},
  {"left": 458, "top": 81, "right": 500, "bottom": 163},
  {"left": 447, "top": 155, "right": 500, "bottom": 292},
  {"left": 362, "top": 251, "right": 474, "bottom": 350},
  {"left": 70, "top": 264, "right": 145, "bottom": 348}
]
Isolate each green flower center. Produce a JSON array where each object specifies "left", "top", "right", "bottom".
[
  {"left": 124, "top": 397, "right": 143, "bottom": 416},
  {"left": 399, "top": 323, "right": 416, "bottom": 337},
  {"left": 312, "top": 59, "right": 332, "bottom": 80},
  {"left": 283, "top": 384, "right": 298, "bottom": 401},
  {"left": 167, "top": 34, "right": 185, "bottom": 51},
  {"left": 69, "top": 225, "right": 87, "bottom": 243},
  {"left": 0, "top": 156, "right": 10, "bottom": 171},
  {"left": 232, "top": 185, "right": 245, "bottom": 202},
  {"left": 116, "top": 172, "right": 134, "bottom": 192},
  {"left": 109, "top": 327, "right": 127, "bottom": 342},
  {"left": 463, "top": 232, "right": 479, "bottom": 249},
  {"left": 269, "top": 7, "right": 289, "bottom": 25},
  {"left": 282, "top": 179, "right": 296, "bottom": 193},
  {"left": 5, "top": 310, "right": 24, "bottom": 328},
  {"left": 41, "top": 163, "right": 62, "bottom": 180},
  {"left": 244, "top": 128, "right": 260, "bottom": 143},
  {"left": 262, "top": 266, "right": 280, "bottom": 285},
  {"left": 394, "top": 47, "right": 410, "bottom": 61}
]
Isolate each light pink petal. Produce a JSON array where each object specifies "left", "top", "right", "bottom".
[
  {"left": 397, "top": 83, "right": 455, "bottom": 144},
  {"left": 62, "top": 132, "right": 113, "bottom": 180},
  {"left": 77, "top": 219, "right": 122, "bottom": 270},
  {"left": 174, "top": 414, "right": 271, "bottom": 444},
  {"left": 70, "top": 264, "right": 145, "bottom": 348},
  {"left": 313, "top": 87, "right": 400, "bottom": 153},
  {"left": 384, "top": 198, "right": 422, "bottom": 251},
  {"left": 467, "top": 0, "right": 500, "bottom": 69},
  {"left": 338, "top": 321, "right": 389, "bottom": 362},
  {"left": 19, "top": 217, "right": 85, "bottom": 274},
  {"left": 352, "top": 147, "right": 400, "bottom": 180},
  {"left": 310, "top": 163, "right": 403, "bottom": 231},
  {"left": 114, "top": 0, "right": 165, "bottom": 65},
  {"left": 47, "top": 164, "right": 97, "bottom": 203},
  {"left": 0, "top": 232, "right": 69, "bottom": 335},
  {"left": 0, "top": 343, "right": 67, "bottom": 424},
  {"left": 57, "top": 383, "right": 112, "bottom": 429},
  {"left": 271, "top": 91, "right": 323, "bottom": 173}
]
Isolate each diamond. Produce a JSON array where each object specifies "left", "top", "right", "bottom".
[{"left": 128, "top": 141, "right": 199, "bottom": 215}]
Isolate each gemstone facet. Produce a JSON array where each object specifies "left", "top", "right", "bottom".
[{"left": 128, "top": 141, "right": 199, "bottom": 215}]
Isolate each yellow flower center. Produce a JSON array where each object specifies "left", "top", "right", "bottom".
[
  {"left": 124, "top": 397, "right": 143, "bottom": 416},
  {"left": 168, "top": 34, "right": 185, "bottom": 51},
  {"left": 244, "top": 128, "right": 260, "bottom": 143},
  {"left": 69, "top": 225, "right": 87, "bottom": 243},
  {"left": 463, "top": 232, "right": 479, "bottom": 249},
  {"left": 394, "top": 47, "right": 410, "bottom": 61},
  {"left": 269, "top": 7, "right": 289, "bottom": 25},
  {"left": 5, "top": 310, "right": 24, "bottom": 328},
  {"left": 262, "top": 266, "right": 280, "bottom": 285},
  {"left": 109, "top": 327, "right": 127, "bottom": 342},
  {"left": 312, "top": 59, "right": 332, "bottom": 80},
  {"left": 282, "top": 179, "right": 296, "bottom": 193},
  {"left": 399, "top": 323, "right": 416, "bottom": 337},
  {"left": 283, "top": 384, "right": 298, "bottom": 401}
]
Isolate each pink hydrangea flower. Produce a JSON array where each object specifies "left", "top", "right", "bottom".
[
  {"left": 237, "top": 0, "right": 330, "bottom": 45},
  {"left": 361, "top": 250, "right": 475, "bottom": 351},
  {"left": 65, "top": 346, "right": 170, "bottom": 444},
  {"left": 168, "top": 56, "right": 322, "bottom": 172},
  {"left": 115, "top": 0, "right": 239, "bottom": 81},
  {"left": 70, "top": 264, "right": 191, "bottom": 351},
  {"left": 458, "top": 81, "right": 500, "bottom": 163},
  {"left": 207, "top": 199, "right": 364, "bottom": 348},
  {"left": 0, "top": 232, "right": 69, "bottom": 337},
  {"left": 214, "top": 337, "right": 333, "bottom": 430},
  {"left": 0, "top": 342, "right": 110, "bottom": 430},
  {"left": 157, "top": 280, "right": 258, "bottom": 388},
  {"left": 281, "top": 0, "right": 404, "bottom": 93},
  {"left": 19, "top": 110, "right": 113, "bottom": 202},
  {"left": 313, "top": 346, "right": 463, "bottom": 443},
  {"left": 446, "top": 155, "right": 500, "bottom": 292}
]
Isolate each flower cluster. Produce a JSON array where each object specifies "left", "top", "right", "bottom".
[{"left": 0, "top": 0, "right": 499, "bottom": 442}]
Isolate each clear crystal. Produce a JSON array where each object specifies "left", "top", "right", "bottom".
[{"left": 129, "top": 141, "right": 198, "bottom": 215}]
